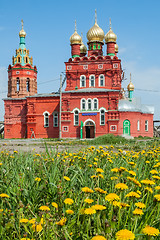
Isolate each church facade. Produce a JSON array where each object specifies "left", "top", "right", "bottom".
[{"left": 4, "top": 16, "right": 154, "bottom": 139}]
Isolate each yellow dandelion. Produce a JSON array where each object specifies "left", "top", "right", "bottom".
[
  {"left": 91, "top": 205, "right": 106, "bottom": 211},
  {"left": 142, "top": 226, "right": 160, "bottom": 236},
  {"left": 111, "top": 176, "right": 118, "bottom": 180},
  {"left": 66, "top": 209, "right": 74, "bottom": 215},
  {"left": 0, "top": 163, "right": 2, "bottom": 166},
  {"left": 96, "top": 168, "right": 104, "bottom": 173},
  {"left": 111, "top": 168, "right": 119, "bottom": 173},
  {"left": 84, "top": 208, "right": 96, "bottom": 215},
  {"left": 63, "top": 176, "right": 70, "bottom": 181},
  {"left": 135, "top": 202, "right": 146, "bottom": 209},
  {"left": 95, "top": 187, "right": 107, "bottom": 194},
  {"left": 82, "top": 187, "right": 94, "bottom": 193},
  {"left": 141, "top": 179, "right": 155, "bottom": 185},
  {"left": 116, "top": 229, "right": 135, "bottom": 240},
  {"left": 35, "top": 177, "right": 41, "bottom": 182},
  {"left": 56, "top": 217, "right": 67, "bottom": 226},
  {"left": 91, "top": 236, "right": 107, "bottom": 240},
  {"left": 125, "top": 192, "right": 140, "bottom": 198},
  {"left": 112, "top": 201, "right": 122, "bottom": 208},
  {"left": 133, "top": 208, "right": 144, "bottom": 215},
  {"left": 98, "top": 174, "right": 104, "bottom": 179},
  {"left": 145, "top": 187, "right": 153, "bottom": 193},
  {"left": 128, "top": 171, "right": 136, "bottom": 176},
  {"left": 115, "top": 183, "right": 128, "bottom": 190},
  {"left": 84, "top": 198, "right": 94, "bottom": 204},
  {"left": 29, "top": 218, "right": 36, "bottom": 224},
  {"left": 52, "top": 202, "right": 58, "bottom": 208},
  {"left": 64, "top": 198, "right": 74, "bottom": 205},
  {"left": 0, "top": 193, "right": 10, "bottom": 198},
  {"left": 91, "top": 175, "right": 98, "bottom": 178},
  {"left": 32, "top": 223, "right": 43, "bottom": 232},
  {"left": 150, "top": 170, "right": 158, "bottom": 174},
  {"left": 39, "top": 206, "right": 50, "bottom": 211},
  {"left": 155, "top": 186, "right": 160, "bottom": 190},
  {"left": 154, "top": 194, "right": 160, "bottom": 201},
  {"left": 152, "top": 175, "right": 160, "bottom": 180},
  {"left": 105, "top": 193, "right": 120, "bottom": 202},
  {"left": 19, "top": 218, "right": 29, "bottom": 223}
]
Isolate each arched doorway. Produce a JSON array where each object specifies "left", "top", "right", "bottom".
[
  {"left": 123, "top": 120, "right": 130, "bottom": 135},
  {"left": 85, "top": 120, "right": 95, "bottom": 138}
]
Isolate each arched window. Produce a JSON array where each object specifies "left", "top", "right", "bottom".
[
  {"left": 100, "top": 109, "right": 105, "bottom": 125},
  {"left": 53, "top": 112, "right": 58, "bottom": 127},
  {"left": 145, "top": 120, "right": 148, "bottom": 131},
  {"left": 43, "top": 111, "right": 50, "bottom": 127},
  {"left": 87, "top": 99, "right": 92, "bottom": 110},
  {"left": 26, "top": 78, "right": 30, "bottom": 92},
  {"left": 16, "top": 78, "right": 20, "bottom": 92},
  {"left": 74, "top": 110, "right": 79, "bottom": 126},
  {"left": 89, "top": 75, "right": 95, "bottom": 87},
  {"left": 93, "top": 99, "right": 98, "bottom": 110},
  {"left": 18, "top": 57, "right": 21, "bottom": 63},
  {"left": 99, "top": 74, "right": 105, "bottom": 86},
  {"left": 80, "top": 75, "right": 86, "bottom": 87},
  {"left": 81, "top": 99, "right": 86, "bottom": 111},
  {"left": 137, "top": 120, "right": 140, "bottom": 131}
]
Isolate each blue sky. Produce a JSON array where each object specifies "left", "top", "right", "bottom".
[{"left": 0, "top": 0, "right": 160, "bottom": 120}]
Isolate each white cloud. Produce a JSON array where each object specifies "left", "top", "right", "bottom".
[{"left": 0, "top": 67, "right": 7, "bottom": 121}]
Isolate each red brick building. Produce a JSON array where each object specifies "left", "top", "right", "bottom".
[{"left": 4, "top": 16, "right": 154, "bottom": 139}]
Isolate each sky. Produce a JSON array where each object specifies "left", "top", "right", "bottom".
[{"left": 0, "top": 0, "right": 160, "bottom": 121}]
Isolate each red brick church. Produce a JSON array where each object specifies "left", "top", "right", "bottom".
[{"left": 4, "top": 15, "right": 154, "bottom": 139}]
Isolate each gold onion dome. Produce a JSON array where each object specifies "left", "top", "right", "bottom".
[
  {"left": 127, "top": 73, "right": 135, "bottom": 91},
  {"left": 70, "top": 20, "right": 82, "bottom": 45},
  {"left": 19, "top": 19, "right": 26, "bottom": 37},
  {"left": 80, "top": 33, "right": 87, "bottom": 53},
  {"left": 87, "top": 10, "right": 104, "bottom": 43},
  {"left": 115, "top": 43, "right": 118, "bottom": 53},
  {"left": 105, "top": 19, "right": 117, "bottom": 43}
]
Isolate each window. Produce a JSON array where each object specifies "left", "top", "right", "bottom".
[
  {"left": 26, "top": 57, "right": 28, "bottom": 63},
  {"left": 100, "top": 109, "right": 105, "bottom": 125},
  {"left": 74, "top": 110, "right": 79, "bottom": 126},
  {"left": 43, "top": 111, "right": 50, "bottom": 127},
  {"left": 87, "top": 99, "right": 92, "bottom": 110},
  {"left": 16, "top": 78, "right": 20, "bottom": 92},
  {"left": 18, "top": 57, "right": 21, "bottom": 63},
  {"left": 145, "top": 120, "right": 148, "bottom": 131},
  {"left": 80, "top": 75, "right": 86, "bottom": 87},
  {"left": 53, "top": 112, "right": 58, "bottom": 127},
  {"left": 89, "top": 75, "right": 95, "bottom": 87},
  {"left": 93, "top": 43, "right": 96, "bottom": 50},
  {"left": 93, "top": 99, "right": 98, "bottom": 110},
  {"left": 99, "top": 74, "right": 105, "bottom": 86},
  {"left": 26, "top": 78, "right": 30, "bottom": 92},
  {"left": 110, "top": 125, "right": 117, "bottom": 131},
  {"left": 137, "top": 120, "right": 140, "bottom": 131},
  {"left": 81, "top": 99, "right": 86, "bottom": 110},
  {"left": 63, "top": 126, "right": 68, "bottom": 132}
]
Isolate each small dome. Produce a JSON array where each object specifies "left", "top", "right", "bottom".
[
  {"left": 70, "top": 20, "right": 82, "bottom": 45},
  {"left": 80, "top": 42, "right": 87, "bottom": 54},
  {"left": 115, "top": 43, "right": 118, "bottom": 53},
  {"left": 19, "top": 20, "right": 26, "bottom": 37},
  {"left": 127, "top": 81, "right": 134, "bottom": 91},
  {"left": 105, "top": 28, "right": 117, "bottom": 43},
  {"left": 87, "top": 10, "right": 104, "bottom": 43}
]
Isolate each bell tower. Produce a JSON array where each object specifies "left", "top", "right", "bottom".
[{"left": 7, "top": 20, "right": 37, "bottom": 98}]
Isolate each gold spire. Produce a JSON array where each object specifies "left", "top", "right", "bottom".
[
  {"left": 19, "top": 19, "right": 26, "bottom": 37},
  {"left": 87, "top": 10, "right": 104, "bottom": 43},
  {"left": 127, "top": 73, "right": 135, "bottom": 91},
  {"left": 70, "top": 20, "right": 82, "bottom": 45},
  {"left": 105, "top": 18, "right": 117, "bottom": 43}
]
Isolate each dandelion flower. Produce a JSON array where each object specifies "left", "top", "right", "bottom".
[
  {"left": 66, "top": 209, "right": 74, "bottom": 215},
  {"left": 84, "top": 208, "right": 96, "bottom": 215},
  {"left": 154, "top": 194, "right": 160, "bottom": 201},
  {"left": 64, "top": 198, "right": 74, "bottom": 205},
  {"left": 150, "top": 170, "right": 158, "bottom": 174},
  {"left": 115, "top": 183, "right": 128, "bottom": 190},
  {"left": 145, "top": 187, "right": 153, "bottom": 193},
  {"left": 135, "top": 202, "right": 146, "bottom": 209},
  {"left": 91, "top": 205, "right": 106, "bottom": 211},
  {"left": 0, "top": 193, "right": 10, "bottom": 198},
  {"left": 105, "top": 193, "right": 120, "bottom": 202},
  {"left": 116, "top": 229, "right": 135, "bottom": 240},
  {"left": 133, "top": 208, "right": 144, "bottom": 215},
  {"left": 56, "top": 217, "right": 67, "bottom": 226},
  {"left": 19, "top": 218, "right": 29, "bottom": 223},
  {"left": 96, "top": 168, "right": 104, "bottom": 173},
  {"left": 39, "top": 205, "right": 50, "bottom": 211},
  {"left": 84, "top": 198, "right": 94, "bottom": 204},
  {"left": 128, "top": 171, "right": 136, "bottom": 176},
  {"left": 32, "top": 223, "right": 43, "bottom": 232},
  {"left": 82, "top": 187, "right": 94, "bottom": 193},
  {"left": 141, "top": 179, "right": 155, "bottom": 185},
  {"left": 125, "top": 192, "right": 140, "bottom": 198},
  {"left": 95, "top": 187, "right": 107, "bottom": 194},
  {"left": 29, "top": 218, "right": 36, "bottom": 224},
  {"left": 35, "top": 177, "right": 41, "bottom": 182},
  {"left": 111, "top": 176, "right": 118, "bottom": 180},
  {"left": 91, "top": 236, "right": 107, "bottom": 240},
  {"left": 142, "top": 226, "right": 159, "bottom": 236},
  {"left": 155, "top": 186, "right": 160, "bottom": 190},
  {"left": 63, "top": 176, "right": 70, "bottom": 181},
  {"left": 52, "top": 202, "right": 58, "bottom": 208}
]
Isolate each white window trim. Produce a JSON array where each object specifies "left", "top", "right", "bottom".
[
  {"left": 99, "top": 74, "right": 105, "bottom": 87},
  {"left": 53, "top": 112, "right": 58, "bottom": 127},
  {"left": 81, "top": 98, "right": 86, "bottom": 111},
  {"left": 89, "top": 75, "right": 95, "bottom": 87},
  {"left": 110, "top": 125, "right": 117, "bottom": 131},
  {"left": 80, "top": 75, "right": 86, "bottom": 87},
  {"left": 93, "top": 98, "right": 98, "bottom": 110},
  {"left": 100, "top": 108, "right": 105, "bottom": 125},
  {"left": 87, "top": 98, "right": 92, "bottom": 110},
  {"left": 145, "top": 120, "right": 148, "bottom": 131},
  {"left": 43, "top": 111, "right": 50, "bottom": 127},
  {"left": 74, "top": 109, "right": 79, "bottom": 126},
  {"left": 137, "top": 120, "right": 140, "bottom": 131}
]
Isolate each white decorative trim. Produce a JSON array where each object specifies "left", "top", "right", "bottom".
[
  {"left": 62, "top": 126, "right": 69, "bottom": 132},
  {"left": 67, "top": 66, "right": 72, "bottom": 70},
  {"left": 43, "top": 111, "right": 50, "bottom": 127},
  {"left": 81, "top": 98, "right": 86, "bottom": 110},
  {"left": 98, "top": 64, "right": 103, "bottom": 69},
  {"left": 145, "top": 120, "right": 148, "bottom": 131},
  {"left": 80, "top": 75, "right": 86, "bottom": 87},
  {"left": 83, "top": 65, "right": 88, "bottom": 69},
  {"left": 89, "top": 75, "right": 95, "bottom": 87},
  {"left": 100, "top": 109, "right": 105, "bottom": 125},
  {"left": 99, "top": 74, "right": 105, "bottom": 87},
  {"left": 84, "top": 119, "right": 95, "bottom": 126},
  {"left": 113, "top": 63, "right": 118, "bottom": 68},
  {"left": 110, "top": 125, "right": 117, "bottom": 131},
  {"left": 87, "top": 98, "right": 92, "bottom": 110},
  {"left": 71, "top": 108, "right": 80, "bottom": 113},
  {"left": 93, "top": 98, "right": 98, "bottom": 110}
]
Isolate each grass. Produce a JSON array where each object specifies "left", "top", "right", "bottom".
[{"left": 0, "top": 142, "right": 160, "bottom": 239}]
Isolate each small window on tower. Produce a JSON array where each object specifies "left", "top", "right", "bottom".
[
  {"left": 26, "top": 57, "right": 28, "bottom": 63},
  {"left": 26, "top": 78, "right": 30, "bottom": 92},
  {"left": 18, "top": 57, "right": 21, "bottom": 63},
  {"left": 93, "top": 43, "right": 96, "bottom": 50},
  {"left": 16, "top": 78, "right": 20, "bottom": 92}
]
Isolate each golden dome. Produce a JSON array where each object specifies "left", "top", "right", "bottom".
[
  {"left": 70, "top": 20, "right": 82, "bottom": 45},
  {"left": 115, "top": 43, "right": 118, "bottom": 53},
  {"left": 105, "top": 19, "right": 117, "bottom": 43},
  {"left": 127, "top": 73, "right": 134, "bottom": 91},
  {"left": 87, "top": 10, "right": 104, "bottom": 43},
  {"left": 19, "top": 20, "right": 26, "bottom": 37},
  {"left": 80, "top": 33, "right": 87, "bottom": 53}
]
